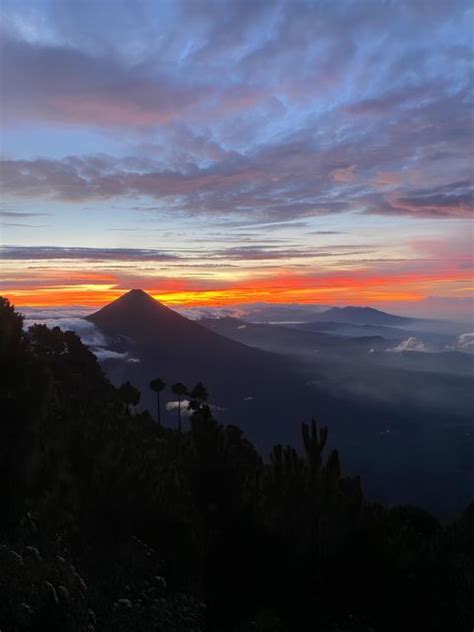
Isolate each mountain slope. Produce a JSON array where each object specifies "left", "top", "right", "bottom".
[
  {"left": 313, "top": 306, "right": 414, "bottom": 326},
  {"left": 84, "top": 291, "right": 474, "bottom": 516},
  {"left": 198, "top": 316, "right": 387, "bottom": 356},
  {"left": 85, "top": 290, "right": 316, "bottom": 444},
  {"left": 85, "top": 289, "right": 297, "bottom": 390},
  {"left": 87, "top": 288, "right": 262, "bottom": 353}
]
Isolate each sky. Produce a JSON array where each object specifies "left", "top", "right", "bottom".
[{"left": 0, "top": 0, "right": 473, "bottom": 313}]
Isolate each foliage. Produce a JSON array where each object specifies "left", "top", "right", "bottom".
[
  {"left": 171, "top": 382, "right": 188, "bottom": 432},
  {"left": 0, "top": 297, "right": 473, "bottom": 631},
  {"left": 118, "top": 381, "right": 141, "bottom": 413},
  {"left": 0, "top": 539, "right": 92, "bottom": 632},
  {"left": 149, "top": 378, "right": 166, "bottom": 425}
]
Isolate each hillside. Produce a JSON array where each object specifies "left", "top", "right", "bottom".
[{"left": 1, "top": 295, "right": 473, "bottom": 632}]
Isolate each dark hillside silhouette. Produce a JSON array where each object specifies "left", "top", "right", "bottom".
[{"left": 1, "top": 295, "right": 473, "bottom": 631}]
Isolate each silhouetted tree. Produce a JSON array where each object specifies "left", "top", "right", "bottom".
[
  {"left": 191, "top": 382, "right": 208, "bottom": 402},
  {"left": 149, "top": 378, "right": 166, "bottom": 425},
  {"left": 118, "top": 381, "right": 140, "bottom": 414},
  {"left": 1, "top": 295, "right": 473, "bottom": 632},
  {"left": 171, "top": 382, "right": 188, "bottom": 433},
  {"left": 0, "top": 296, "right": 24, "bottom": 357},
  {"left": 189, "top": 381, "right": 209, "bottom": 415}
]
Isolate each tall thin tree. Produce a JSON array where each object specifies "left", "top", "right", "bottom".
[
  {"left": 149, "top": 378, "right": 166, "bottom": 425},
  {"left": 171, "top": 382, "right": 188, "bottom": 433}
]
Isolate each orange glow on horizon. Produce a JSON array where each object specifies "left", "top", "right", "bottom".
[{"left": 3, "top": 267, "right": 472, "bottom": 309}]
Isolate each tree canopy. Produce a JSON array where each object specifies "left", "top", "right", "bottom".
[{"left": 0, "top": 297, "right": 472, "bottom": 631}]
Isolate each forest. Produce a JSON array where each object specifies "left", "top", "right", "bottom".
[{"left": 1, "top": 295, "right": 473, "bottom": 632}]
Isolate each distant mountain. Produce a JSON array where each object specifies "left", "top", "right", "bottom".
[
  {"left": 313, "top": 306, "right": 414, "bottom": 326},
  {"left": 84, "top": 290, "right": 474, "bottom": 516},
  {"left": 198, "top": 316, "right": 388, "bottom": 356},
  {"left": 85, "top": 290, "right": 317, "bottom": 445},
  {"left": 293, "top": 320, "right": 410, "bottom": 339},
  {"left": 87, "top": 288, "right": 252, "bottom": 350},
  {"left": 86, "top": 289, "right": 287, "bottom": 381}
]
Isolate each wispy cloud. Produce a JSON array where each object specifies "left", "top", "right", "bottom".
[
  {"left": 1, "top": 0, "right": 473, "bottom": 307},
  {"left": 1, "top": 223, "right": 50, "bottom": 228},
  {"left": 0, "top": 211, "right": 50, "bottom": 218},
  {"left": 0, "top": 245, "right": 180, "bottom": 261},
  {"left": 387, "top": 338, "right": 428, "bottom": 353},
  {"left": 21, "top": 308, "right": 140, "bottom": 362},
  {"left": 1, "top": 1, "right": 472, "bottom": 221}
]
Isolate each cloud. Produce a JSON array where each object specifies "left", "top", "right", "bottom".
[
  {"left": 453, "top": 333, "right": 474, "bottom": 354},
  {"left": 331, "top": 166, "right": 355, "bottom": 184},
  {"left": 21, "top": 307, "right": 139, "bottom": 362},
  {"left": 0, "top": 34, "right": 213, "bottom": 128},
  {"left": 23, "top": 312, "right": 106, "bottom": 345},
  {"left": 1, "top": 124, "right": 471, "bottom": 219},
  {"left": 166, "top": 400, "right": 192, "bottom": 417},
  {"left": 93, "top": 348, "right": 140, "bottom": 363},
  {"left": 166, "top": 399, "right": 225, "bottom": 416},
  {"left": 0, "top": 211, "right": 50, "bottom": 218},
  {"left": 1, "top": 1, "right": 472, "bottom": 222},
  {"left": 386, "top": 337, "right": 427, "bottom": 353},
  {"left": 179, "top": 302, "right": 329, "bottom": 322},
  {"left": 1, "top": 0, "right": 473, "bottom": 316},
  {"left": 386, "top": 181, "right": 474, "bottom": 219},
  {"left": 210, "top": 244, "right": 375, "bottom": 261},
  {"left": 0, "top": 245, "right": 179, "bottom": 262},
  {"left": 0, "top": 242, "right": 378, "bottom": 267},
  {"left": 1, "top": 223, "right": 50, "bottom": 228}
]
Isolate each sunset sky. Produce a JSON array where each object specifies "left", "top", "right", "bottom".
[{"left": 1, "top": 0, "right": 473, "bottom": 311}]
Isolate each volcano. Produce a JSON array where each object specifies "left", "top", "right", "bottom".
[
  {"left": 84, "top": 290, "right": 473, "bottom": 514},
  {"left": 86, "top": 288, "right": 276, "bottom": 365},
  {"left": 85, "top": 290, "right": 315, "bottom": 446}
]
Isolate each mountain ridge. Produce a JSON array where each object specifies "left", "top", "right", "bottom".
[{"left": 313, "top": 305, "right": 414, "bottom": 326}]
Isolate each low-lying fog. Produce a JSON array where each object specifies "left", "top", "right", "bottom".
[{"left": 20, "top": 303, "right": 474, "bottom": 517}]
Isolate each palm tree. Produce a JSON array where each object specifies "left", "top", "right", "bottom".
[
  {"left": 118, "top": 381, "right": 141, "bottom": 414},
  {"left": 149, "top": 378, "right": 166, "bottom": 425},
  {"left": 171, "top": 382, "right": 188, "bottom": 433}
]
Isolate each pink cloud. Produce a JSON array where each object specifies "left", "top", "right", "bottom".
[
  {"left": 331, "top": 165, "right": 355, "bottom": 184},
  {"left": 372, "top": 171, "right": 401, "bottom": 188}
]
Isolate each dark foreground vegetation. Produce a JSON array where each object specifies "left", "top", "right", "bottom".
[{"left": 1, "top": 297, "right": 473, "bottom": 631}]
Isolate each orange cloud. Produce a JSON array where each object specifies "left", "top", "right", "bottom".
[{"left": 3, "top": 265, "right": 472, "bottom": 309}]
